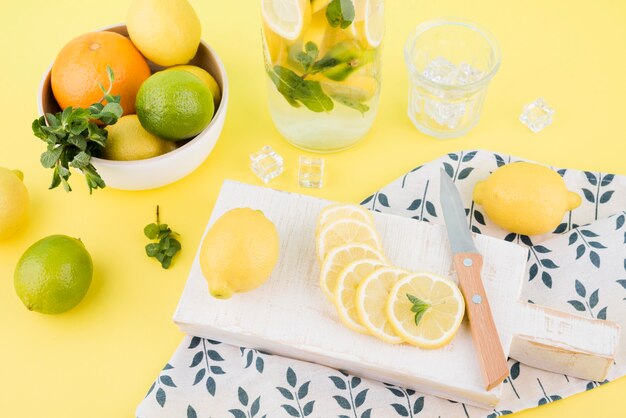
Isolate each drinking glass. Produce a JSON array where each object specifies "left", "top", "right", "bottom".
[
  {"left": 262, "top": 0, "right": 385, "bottom": 152},
  {"left": 404, "top": 19, "right": 501, "bottom": 139}
]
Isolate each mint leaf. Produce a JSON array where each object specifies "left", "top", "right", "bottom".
[
  {"left": 31, "top": 69, "right": 122, "bottom": 193},
  {"left": 330, "top": 94, "right": 370, "bottom": 115},
  {"left": 326, "top": 0, "right": 355, "bottom": 29},
  {"left": 295, "top": 79, "right": 334, "bottom": 112},
  {"left": 406, "top": 293, "right": 430, "bottom": 326},
  {"left": 268, "top": 67, "right": 301, "bottom": 107},
  {"left": 268, "top": 66, "right": 333, "bottom": 112},
  {"left": 144, "top": 206, "right": 181, "bottom": 269}
]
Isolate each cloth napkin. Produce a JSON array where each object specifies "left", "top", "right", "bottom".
[{"left": 136, "top": 150, "right": 626, "bottom": 418}]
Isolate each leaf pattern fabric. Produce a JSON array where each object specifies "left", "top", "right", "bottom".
[{"left": 136, "top": 150, "right": 626, "bottom": 418}]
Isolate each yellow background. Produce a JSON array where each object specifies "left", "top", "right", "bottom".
[{"left": 1, "top": 0, "right": 625, "bottom": 416}]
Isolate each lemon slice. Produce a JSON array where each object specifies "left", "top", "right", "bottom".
[
  {"left": 316, "top": 218, "right": 381, "bottom": 263},
  {"left": 317, "top": 203, "right": 374, "bottom": 233},
  {"left": 356, "top": 266, "right": 409, "bottom": 344},
  {"left": 386, "top": 272, "right": 465, "bottom": 349},
  {"left": 334, "top": 259, "right": 387, "bottom": 334},
  {"left": 320, "top": 243, "right": 386, "bottom": 301},
  {"left": 311, "top": 0, "right": 332, "bottom": 13},
  {"left": 262, "top": 0, "right": 311, "bottom": 41},
  {"left": 363, "top": 0, "right": 384, "bottom": 48}
]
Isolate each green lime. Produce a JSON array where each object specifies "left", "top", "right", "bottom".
[
  {"left": 103, "top": 115, "right": 177, "bottom": 161},
  {"left": 136, "top": 70, "right": 215, "bottom": 141},
  {"left": 14, "top": 235, "right": 93, "bottom": 314}
]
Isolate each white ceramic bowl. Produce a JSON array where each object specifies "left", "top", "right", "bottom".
[{"left": 37, "top": 24, "right": 228, "bottom": 191}]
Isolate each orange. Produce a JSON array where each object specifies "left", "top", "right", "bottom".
[{"left": 51, "top": 31, "right": 151, "bottom": 115}]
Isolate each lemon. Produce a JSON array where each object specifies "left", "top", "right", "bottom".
[
  {"left": 0, "top": 168, "right": 28, "bottom": 241},
  {"left": 473, "top": 162, "right": 582, "bottom": 236},
  {"left": 262, "top": 0, "right": 311, "bottom": 41},
  {"left": 362, "top": 0, "right": 384, "bottom": 48},
  {"left": 320, "top": 243, "right": 385, "bottom": 301},
  {"left": 103, "top": 115, "right": 177, "bottom": 161},
  {"left": 356, "top": 266, "right": 408, "bottom": 344},
  {"left": 386, "top": 272, "right": 465, "bottom": 348},
  {"left": 165, "top": 65, "right": 222, "bottom": 109},
  {"left": 316, "top": 218, "right": 381, "bottom": 263},
  {"left": 316, "top": 203, "right": 374, "bottom": 235},
  {"left": 199, "top": 208, "right": 279, "bottom": 299},
  {"left": 127, "top": 0, "right": 201, "bottom": 66},
  {"left": 333, "top": 258, "right": 386, "bottom": 334},
  {"left": 136, "top": 70, "right": 215, "bottom": 141},
  {"left": 14, "top": 235, "right": 93, "bottom": 314}
]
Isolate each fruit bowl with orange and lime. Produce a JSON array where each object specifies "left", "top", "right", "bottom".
[{"left": 36, "top": 7, "right": 228, "bottom": 191}]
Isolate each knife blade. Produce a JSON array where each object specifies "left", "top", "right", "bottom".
[{"left": 439, "top": 169, "right": 509, "bottom": 391}]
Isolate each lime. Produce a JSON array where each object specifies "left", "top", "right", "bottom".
[
  {"left": 0, "top": 167, "right": 29, "bottom": 241},
  {"left": 103, "top": 115, "right": 177, "bottom": 161},
  {"left": 136, "top": 70, "right": 215, "bottom": 141},
  {"left": 165, "top": 65, "right": 221, "bottom": 108},
  {"left": 14, "top": 235, "right": 93, "bottom": 314}
]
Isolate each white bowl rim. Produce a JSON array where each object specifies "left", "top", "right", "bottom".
[{"left": 36, "top": 23, "right": 229, "bottom": 168}]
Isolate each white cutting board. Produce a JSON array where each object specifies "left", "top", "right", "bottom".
[{"left": 174, "top": 181, "right": 619, "bottom": 408}]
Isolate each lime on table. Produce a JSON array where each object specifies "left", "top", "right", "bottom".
[
  {"left": 0, "top": 167, "right": 29, "bottom": 241},
  {"left": 103, "top": 114, "right": 177, "bottom": 161},
  {"left": 136, "top": 70, "right": 215, "bottom": 141},
  {"left": 14, "top": 235, "right": 93, "bottom": 314}
]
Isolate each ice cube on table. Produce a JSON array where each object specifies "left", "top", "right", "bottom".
[
  {"left": 520, "top": 98, "right": 555, "bottom": 133},
  {"left": 298, "top": 156, "right": 324, "bottom": 188},
  {"left": 250, "top": 146, "right": 283, "bottom": 184}
]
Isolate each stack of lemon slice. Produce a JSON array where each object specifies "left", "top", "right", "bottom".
[{"left": 315, "top": 204, "right": 465, "bottom": 349}]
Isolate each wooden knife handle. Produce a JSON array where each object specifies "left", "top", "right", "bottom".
[{"left": 453, "top": 253, "right": 509, "bottom": 390}]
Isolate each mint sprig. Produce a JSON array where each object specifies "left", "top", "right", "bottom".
[
  {"left": 31, "top": 66, "right": 122, "bottom": 193},
  {"left": 267, "top": 66, "right": 334, "bottom": 112},
  {"left": 326, "top": 0, "right": 355, "bottom": 29},
  {"left": 144, "top": 206, "right": 181, "bottom": 269},
  {"left": 407, "top": 294, "right": 431, "bottom": 326}
]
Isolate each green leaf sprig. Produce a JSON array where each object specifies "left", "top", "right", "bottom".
[
  {"left": 326, "top": 0, "right": 356, "bottom": 29},
  {"left": 144, "top": 206, "right": 182, "bottom": 269},
  {"left": 266, "top": 39, "right": 375, "bottom": 114},
  {"left": 31, "top": 66, "right": 123, "bottom": 193},
  {"left": 407, "top": 294, "right": 431, "bottom": 326}
]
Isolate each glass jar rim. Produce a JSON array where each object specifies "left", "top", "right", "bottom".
[{"left": 404, "top": 19, "right": 502, "bottom": 91}]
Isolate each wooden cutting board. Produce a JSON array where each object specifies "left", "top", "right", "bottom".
[{"left": 174, "top": 181, "right": 619, "bottom": 407}]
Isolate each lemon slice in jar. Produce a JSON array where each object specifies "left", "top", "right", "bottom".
[
  {"left": 353, "top": 0, "right": 384, "bottom": 48},
  {"left": 262, "top": 0, "right": 311, "bottom": 41}
]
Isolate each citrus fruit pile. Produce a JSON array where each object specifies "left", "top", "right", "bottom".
[
  {"left": 316, "top": 203, "right": 465, "bottom": 348},
  {"left": 49, "top": 0, "right": 221, "bottom": 161}
]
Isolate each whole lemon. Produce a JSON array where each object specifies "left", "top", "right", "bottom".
[
  {"left": 0, "top": 168, "right": 29, "bottom": 241},
  {"left": 14, "top": 235, "right": 93, "bottom": 314},
  {"left": 136, "top": 70, "right": 215, "bottom": 141},
  {"left": 199, "top": 208, "right": 279, "bottom": 299},
  {"left": 103, "top": 115, "right": 177, "bottom": 161},
  {"left": 127, "top": 0, "right": 201, "bottom": 66},
  {"left": 473, "top": 162, "right": 582, "bottom": 235}
]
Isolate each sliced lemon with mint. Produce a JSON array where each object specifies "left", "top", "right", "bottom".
[{"left": 386, "top": 272, "right": 465, "bottom": 348}]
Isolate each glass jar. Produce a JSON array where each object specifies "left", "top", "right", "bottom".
[{"left": 262, "top": 0, "right": 385, "bottom": 153}]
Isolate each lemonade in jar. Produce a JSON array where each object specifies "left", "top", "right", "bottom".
[{"left": 262, "top": 0, "right": 384, "bottom": 152}]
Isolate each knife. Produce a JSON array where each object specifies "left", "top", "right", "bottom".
[{"left": 439, "top": 169, "right": 509, "bottom": 391}]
